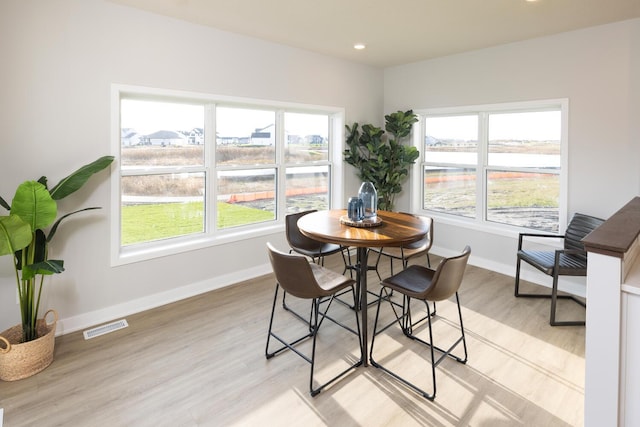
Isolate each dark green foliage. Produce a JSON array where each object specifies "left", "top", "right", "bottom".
[{"left": 344, "top": 110, "right": 419, "bottom": 211}]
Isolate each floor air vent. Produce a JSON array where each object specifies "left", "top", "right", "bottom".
[{"left": 83, "top": 319, "right": 129, "bottom": 340}]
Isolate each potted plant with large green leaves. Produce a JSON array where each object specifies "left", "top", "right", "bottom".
[
  {"left": 344, "top": 110, "right": 419, "bottom": 211},
  {"left": 0, "top": 155, "right": 114, "bottom": 381}
]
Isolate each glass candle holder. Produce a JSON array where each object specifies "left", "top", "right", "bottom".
[
  {"left": 347, "top": 197, "right": 364, "bottom": 221},
  {"left": 358, "top": 181, "right": 377, "bottom": 219}
]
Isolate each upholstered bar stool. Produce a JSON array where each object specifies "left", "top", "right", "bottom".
[
  {"left": 370, "top": 246, "right": 471, "bottom": 400},
  {"left": 265, "top": 243, "right": 363, "bottom": 396}
]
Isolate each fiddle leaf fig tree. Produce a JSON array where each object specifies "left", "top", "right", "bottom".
[
  {"left": 0, "top": 155, "right": 114, "bottom": 342},
  {"left": 344, "top": 110, "right": 419, "bottom": 211}
]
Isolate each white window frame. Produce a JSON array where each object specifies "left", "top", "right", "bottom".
[
  {"left": 411, "top": 99, "right": 568, "bottom": 238},
  {"left": 110, "top": 84, "right": 345, "bottom": 266}
]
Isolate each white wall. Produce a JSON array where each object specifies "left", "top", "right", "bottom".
[
  {"left": 2, "top": 1, "right": 637, "bottom": 335},
  {"left": 385, "top": 19, "right": 640, "bottom": 279},
  {"left": 0, "top": 0, "right": 382, "bottom": 332}
]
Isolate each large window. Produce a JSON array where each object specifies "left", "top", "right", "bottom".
[
  {"left": 113, "top": 86, "right": 343, "bottom": 263},
  {"left": 417, "top": 100, "right": 567, "bottom": 233},
  {"left": 120, "top": 99, "right": 206, "bottom": 246}
]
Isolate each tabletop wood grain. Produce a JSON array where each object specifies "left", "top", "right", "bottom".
[{"left": 297, "top": 210, "right": 429, "bottom": 248}]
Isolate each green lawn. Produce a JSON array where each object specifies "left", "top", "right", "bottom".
[{"left": 121, "top": 202, "right": 273, "bottom": 245}]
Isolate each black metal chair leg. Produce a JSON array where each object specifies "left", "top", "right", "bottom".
[
  {"left": 514, "top": 258, "right": 522, "bottom": 296},
  {"left": 370, "top": 291, "right": 437, "bottom": 400},
  {"left": 373, "top": 249, "right": 384, "bottom": 281},
  {"left": 550, "top": 273, "right": 586, "bottom": 326},
  {"left": 454, "top": 293, "right": 468, "bottom": 363},
  {"left": 267, "top": 286, "right": 314, "bottom": 359},
  {"left": 515, "top": 257, "right": 586, "bottom": 326},
  {"left": 370, "top": 288, "right": 467, "bottom": 400},
  {"left": 267, "top": 283, "right": 362, "bottom": 397},
  {"left": 310, "top": 296, "right": 364, "bottom": 395},
  {"left": 550, "top": 273, "right": 559, "bottom": 325}
]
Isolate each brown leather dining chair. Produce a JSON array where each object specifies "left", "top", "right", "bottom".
[
  {"left": 285, "top": 210, "right": 351, "bottom": 269},
  {"left": 265, "top": 243, "right": 363, "bottom": 396},
  {"left": 369, "top": 246, "right": 471, "bottom": 400},
  {"left": 285, "top": 210, "right": 356, "bottom": 313},
  {"left": 367, "top": 214, "right": 434, "bottom": 312},
  {"left": 370, "top": 215, "right": 433, "bottom": 278}
]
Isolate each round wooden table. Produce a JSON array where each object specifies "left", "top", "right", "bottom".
[{"left": 297, "top": 209, "right": 430, "bottom": 366}]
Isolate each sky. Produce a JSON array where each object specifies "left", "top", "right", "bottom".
[
  {"left": 120, "top": 99, "right": 204, "bottom": 134},
  {"left": 122, "top": 99, "right": 560, "bottom": 142},
  {"left": 120, "top": 99, "right": 329, "bottom": 138},
  {"left": 425, "top": 110, "right": 561, "bottom": 141}
]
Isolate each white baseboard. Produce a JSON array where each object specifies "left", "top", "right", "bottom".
[
  {"left": 56, "top": 263, "right": 272, "bottom": 336},
  {"left": 54, "top": 246, "right": 586, "bottom": 338}
]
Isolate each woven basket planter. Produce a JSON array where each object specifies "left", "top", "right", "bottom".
[{"left": 0, "top": 309, "right": 58, "bottom": 381}]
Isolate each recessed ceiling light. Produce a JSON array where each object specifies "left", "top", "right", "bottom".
[{"left": 353, "top": 43, "right": 366, "bottom": 50}]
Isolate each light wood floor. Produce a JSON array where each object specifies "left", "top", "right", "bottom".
[{"left": 0, "top": 252, "right": 586, "bottom": 426}]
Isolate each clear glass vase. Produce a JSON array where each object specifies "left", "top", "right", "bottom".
[{"left": 358, "top": 181, "right": 377, "bottom": 219}]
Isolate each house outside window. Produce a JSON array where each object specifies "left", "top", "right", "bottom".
[
  {"left": 415, "top": 99, "right": 567, "bottom": 234},
  {"left": 112, "top": 85, "right": 343, "bottom": 264}
]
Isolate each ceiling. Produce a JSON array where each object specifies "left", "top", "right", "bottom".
[{"left": 109, "top": 0, "right": 640, "bottom": 68}]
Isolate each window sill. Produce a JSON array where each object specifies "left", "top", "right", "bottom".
[
  {"left": 112, "top": 222, "right": 283, "bottom": 266},
  {"left": 421, "top": 210, "right": 564, "bottom": 248}
]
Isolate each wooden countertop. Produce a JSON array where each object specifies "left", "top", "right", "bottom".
[{"left": 582, "top": 197, "right": 640, "bottom": 258}]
